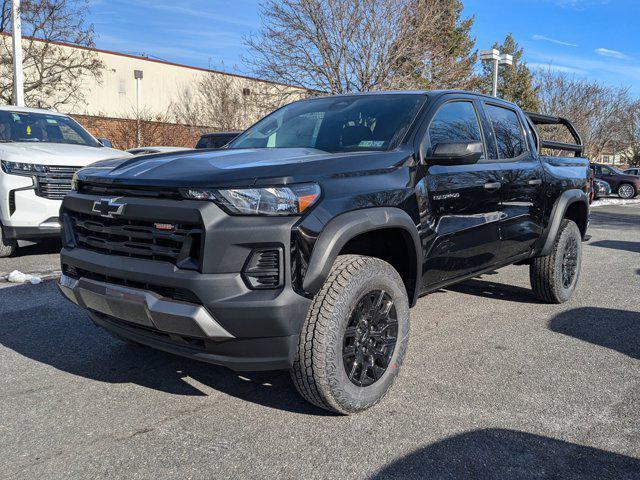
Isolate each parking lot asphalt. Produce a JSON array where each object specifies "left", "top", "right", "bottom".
[{"left": 1, "top": 203, "right": 639, "bottom": 480}]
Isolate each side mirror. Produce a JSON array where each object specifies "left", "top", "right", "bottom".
[
  {"left": 427, "top": 141, "right": 483, "bottom": 166},
  {"left": 97, "top": 138, "right": 113, "bottom": 148}
]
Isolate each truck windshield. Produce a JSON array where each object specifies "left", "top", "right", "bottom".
[
  {"left": 228, "top": 94, "right": 426, "bottom": 153},
  {"left": 0, "top": 110, "right": 100, "bottom": 147}
]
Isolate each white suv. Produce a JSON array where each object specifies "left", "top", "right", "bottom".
[{"left": 0, "top": 106, "right": 130, "bottom": 257}]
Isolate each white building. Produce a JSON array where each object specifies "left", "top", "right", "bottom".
[{"left": 1, "top": 35, "right": 307, "bottom": 147}]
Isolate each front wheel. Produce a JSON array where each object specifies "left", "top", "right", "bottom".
[
  {"left": 0, "top": 226, "right": 17, "bottom": 258},
  {"left": 530, "top": 219, "right": 582, "bottom": 303},
  {"left": 617, "top": 183, "right": 637, "bottom": 199},
  {"left": 291, "top": 255, "right": 410, "bottom": 414}
]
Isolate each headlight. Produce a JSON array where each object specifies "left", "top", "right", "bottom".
[
  {"left": 71, "top": 171, "right": 79, "bottom": 191},
  {"left": 1, "top": 160, "right": 48, "bottom": 176},
  {"left": 181, "top": 183, "right": 321, "bottom": 216}
]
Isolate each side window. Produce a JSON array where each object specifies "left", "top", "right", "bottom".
[
  {"left": 485, "top": 104, "right": 527, "bottom": 159},
  {"left": 428, "top": 101, "right": 484, "bottom": 159},
  {"left": 601, "top": 166, "right": 613, "bottom": 176},
  {"left": 592, "top": 165, "right": 602, "bottom": 175}
]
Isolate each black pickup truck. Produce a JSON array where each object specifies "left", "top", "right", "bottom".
[{"left": 58, "top": 91, "right": 590, "bottom": 414}]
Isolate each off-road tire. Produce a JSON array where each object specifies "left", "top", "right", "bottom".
[
  {"left": 291, "top": 255, "right": 410, "bottom": 414},
  {"left": 530, "top": 219, "right": 582, "bottom": 304},
  {"left": 0, "top": 226, "right": 17, "bottom": 258},
  {"left": 617, "top": 183, "right": 637, "bottom": 199}
]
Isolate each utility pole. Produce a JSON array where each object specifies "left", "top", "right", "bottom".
[
  {"left": 11, "top": 0, "right": 25, "bottom": 106},
  {"left": 480, "top": 49, "right": 513, "bottom": 97}
]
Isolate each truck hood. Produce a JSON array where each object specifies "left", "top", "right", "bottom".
[
  {"left": 0, "top": 142, "right": 131, "bottom": 167},
  {"left": 77, "top": 148, "right": 411, "bottom": 188}
]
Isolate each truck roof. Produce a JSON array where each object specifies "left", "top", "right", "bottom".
[
  {"left": 0, "top": 105, "right": 67, "bottom": 116},
  {"left": 304, "top": 89, "right": 519, "bottom": 106}
]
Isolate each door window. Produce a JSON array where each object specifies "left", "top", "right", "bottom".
[
  {"left": 428, "top": 101, "right": 484, "bottom": 159},
  {"left": 485, "top": 104, "right": 527, "bottom": 159}
]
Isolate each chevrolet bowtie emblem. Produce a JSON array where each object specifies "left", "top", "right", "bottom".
[{"left": 92, "top": 198, "right": 126, "bottom": 218}]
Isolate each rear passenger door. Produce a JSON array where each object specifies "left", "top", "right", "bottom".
[{"left": 483, "top": 102, "right": 545, "bottom": 261}]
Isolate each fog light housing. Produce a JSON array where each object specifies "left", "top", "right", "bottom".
[{"left": 242, "top": 248, "right": 283, "bottom": 289}]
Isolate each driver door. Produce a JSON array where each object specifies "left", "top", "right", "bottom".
[{"left": 418, "top": 96, "right": 503, "bottom": 288}]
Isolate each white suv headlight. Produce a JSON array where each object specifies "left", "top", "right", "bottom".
[
  {"left": 1, "top": 160, "right": 48, "bottom": 176},
  {"left": 181, "top": 183, "right": 321, "bottom": 216}
]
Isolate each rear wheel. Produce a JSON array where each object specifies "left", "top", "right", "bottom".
[
  {"left": 530, "top": 219, "right": 582, "bottom": 303},
  {"left": 617, "top": 183, "right": 637, "bottom": 199},
  {"left": 291, "top": 255, "right": 410, "bottom": 414},
  {"left": 0, "top": 226, "right": 17, "bottom": 258}
]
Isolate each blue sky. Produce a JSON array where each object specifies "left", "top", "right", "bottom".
[{"left": 88, "top": 0, "right": 640, "bottom": 95}]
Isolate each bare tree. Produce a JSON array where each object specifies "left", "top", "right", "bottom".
[
  {"left": 171, "top": 71, "right": 289, "bottom": 132},
  {"left": 620, "top": 101, "right": 640, "bottom": 166},
  {"left": 244, "top": 0, "right": 477, "bottom": 94},
  {"left": 535, "top": 69, "right": 633, "bottom": 159},
  {"left": 0, "top": 0, "right": 103, "bottom": 107}
]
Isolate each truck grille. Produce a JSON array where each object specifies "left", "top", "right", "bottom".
[
  {"left": 35, "top": 166, "right": 81, "bottom": 200},
  {"left": 66, "top": 211, "right": 202, "bottom": 266}
]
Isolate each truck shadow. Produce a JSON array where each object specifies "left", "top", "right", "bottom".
[
  {"left": 444, "top": 278, "right": 540, "bottom": 304},
  {"left": 9, "top": 239, "right": 61, "bottom": 257},
  {"left": 548, "top": 307, "right": 640, "bottom": 360},
  {"left": 588, "top": 240, "right": 640, "bottom": 254},
  {"left": 0, "top": 281, "right": 330, "bottom": 416},
  {"left": 371, "top": 428, "right": 640, "bottom": 479}
]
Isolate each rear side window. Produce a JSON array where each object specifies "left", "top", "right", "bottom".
[
  {"left": 485, "top": 104, "right": 527, "bottom": 159},
  {"left": 428, "top": 101, "right": 484, "bottom": 159}
]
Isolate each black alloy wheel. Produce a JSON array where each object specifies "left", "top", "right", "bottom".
[
  {"left": 561, "top": 235, "right": 579, "bottom": 289},
  {"left": 342, "top": 290, "right": 398, "bottom": 387}
]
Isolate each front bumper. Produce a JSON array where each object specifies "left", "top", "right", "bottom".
[
  {"left": 3, "top": 222, "right": 61, "bottom": 240},
  {"left": 58, "top": 274, "right": 234, "bottom": 340},
  {"left": 59, "top": 192, "right": 313, "bottom": 371},
  {"left": 1, "top": 172, "right": 63, "bottom": 239}
]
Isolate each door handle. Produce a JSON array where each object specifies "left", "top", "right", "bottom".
[
  {"left": 528, "top": 179, "right": 543, "bottom": 186},
  {"left": 484, "top": 182, "right": 502, "bottom": 190}
]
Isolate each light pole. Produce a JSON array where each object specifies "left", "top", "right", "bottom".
[
  {"left": 480, "top": 49, "right": 513, "bottom": 97},
  {"left": 134, "top": 69, "right": 143, "bottom": 146},
  {"left": 11, "top": 0, "right": 25, "bottom": 106}
]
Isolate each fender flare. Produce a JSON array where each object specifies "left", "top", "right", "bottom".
[
  {"left": 539, "top": 189, "right": 589, "bottom": 256},
  {"left": 302, "top": 207, "right": 422, "bottom": 306}
]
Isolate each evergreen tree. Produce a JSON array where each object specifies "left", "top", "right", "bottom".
[
  {"left": 482, "top": 33, "right": 540, "bottom": 111},
  {"left": 396, "top": 0, "right": 478, "bottom": 90}
]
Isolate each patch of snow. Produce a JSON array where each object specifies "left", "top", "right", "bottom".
[
  {"left": 591, "top": 198, "right": 640, "bottom": 208},
  {"left": 7, "top": 270, "right": 43, "bottom": 284}
]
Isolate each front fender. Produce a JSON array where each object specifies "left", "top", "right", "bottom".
[{"left": 301, "top": 207, "right": 422, "bottom": 306}]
